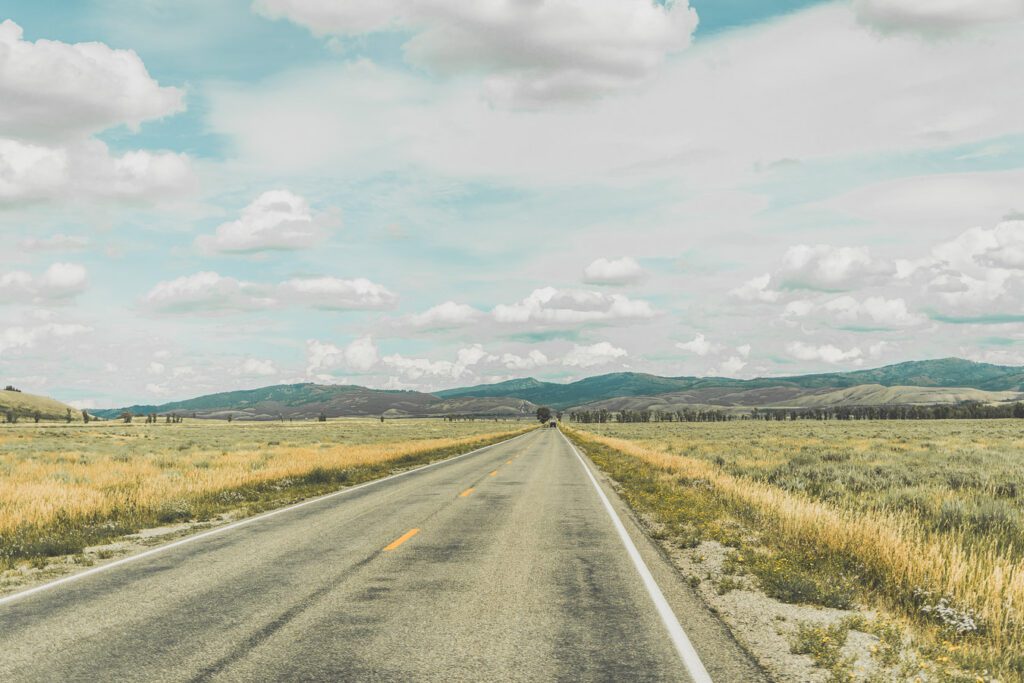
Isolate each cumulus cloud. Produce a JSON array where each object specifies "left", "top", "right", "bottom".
[
  {"left": 0, "top": 139, "right": 193, "bottom": 203},
  {"left": 716, "top": 356, "right": 747, "bottom": 376},
  {"left": 0, "top": 20, "right": 183, "bottom": 142},
  {"left": 501, "top": 350, "right": 549, "bottom": 370},
  {"left": 254, "top": 0, "right": 698, "bottom": 104},
  {"left": 195, "top": 190, "right": 338, "bottom": 254},
  {"left": 562, "top": 341, "right": 628, "bottom": 368},
  {"left": 675, "top": 332, "right": 719, "bottom": 356},
  {"left": 853, "top": 0, "right": 1024, "bottom": 35},
  {"left": 822, "top": 295, "right": 925, "bottom": 327},
  {"left": 382, "top": 344, "right": 496, "bottom": 380},
  {"left": 236, "top": 358, "right": 278, "bottom": 376},
  {"left": 780, "top": 245, "right": 893, "bottom": 291},
  {"left": 786, "top": 341, "right": 863, "bottom": 364},
  {"left": 143, "top": 272, "right": 396, "bottom": 313},
  {"left": 404, "top": 301, "right": 483, "bottom": 329},
  {"left": 0, "top": 22, "right": 192, "bottom": 205},
  {"left": 306, "top": 336, "right": 380, "bottom": 375},
  {"left": 583, "top": 257, "right": 646, "bottom": 285},
  {"left": 0, "top": 263, "right": 88, "bottom": 303},
  {"left": 142, "top": 272, "right": 273, "bottom": 313},
  {"left": 730, "top": 274, "right": 781, "bottom": 303},
  {"left": 491, "top": 287, "right": 654, "bottom": 325},
  {"left": 277, "top": 277, "right": 397, "bottom": 310}
]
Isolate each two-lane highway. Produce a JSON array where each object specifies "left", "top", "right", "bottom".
[{"left": 0, "top": 428, "right": 764, "bottom": 681}]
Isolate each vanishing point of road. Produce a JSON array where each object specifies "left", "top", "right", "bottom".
[{"left": 0, "top": 428, "right": 764, "bottom": 682}]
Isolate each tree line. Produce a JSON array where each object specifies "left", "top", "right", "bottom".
[{"left": 568, "top": 401, "right": 1024, "bottom": 423}]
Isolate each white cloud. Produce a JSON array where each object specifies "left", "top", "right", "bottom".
[
  {"left": 583, "top": 257, "right": 646, "bottom": 285},
  {"left": 145, "top": 383, "right": 170, "bottom": 396},
  {"left": 306, "top": 336, "right": 380, "bottom": 375},
  {"left": 195, "top": 189, "right": 338, "bottom": 254},
  {"left": 823, "top": 295, "right": 925, "bottom": 327},
  {"left": 675, "top": 332, "right": 718, "bottom": 356},
  {"left": 381, "top": 343, "right": 495, "bottom": 380},
  {"left": 277, "top": 276, "right": 397, "bottom": 310},
  {"left": 142, "top": 272, "right": 272, "bottom": 313},
  {"left": 501, "top": 350, "right": 549, "bottom": 370},
  {"left": 716, "top": 356, "right": 747, "bottom": 376},
  {"left": 0, "top": 263, "right": 88, "bottom": 303},
  {"left": 730, "top": 274, "right": 780, "bottom": 303},
  {"left": 0, "top": 20, "right": 183, "bottom": 142},
  {"left": 562, "top": 341, "right": 628, "bottom": 368},
  {"left": 783, "top": 300, "right": 815, "bottom": 318},
  {"left": 19, "top": 234, "right": 89, "bottom": 251},
  {"left": 780, "top": 245, "right": 893, "bottom": 291},
  {"left": 147, "top": 362, "right": 165, "bottom": 376},
  {"left": 404, "top": 301, "right": 483, "bottom": 329},
  {"left": 0, "top": 322, "right": 91, "bottom": 355},
  {"left": 253, "top": 0, "right": 698, "bottom": 104},
  {"left": 491, "top": 287, "right": 654, "bottom": 325},
  {"left": 853, "top": 0, "right": 1024, "bottom": 35},
  {"left": 0, "top": 138, "right": 193, "bottom": 203},
  {"left": 237, "top": 358, "right": 278, "bottom": 376},
  {"left": 0, "top": 22, "right": 192, "bottom": 205},
  {"left": 144, "top": 273, "right": 396, "bottom": 313},
  {"left": 786, "top": 341, "right": 863, "bottom": 364},
  {"left": 736, "top": 344, "right": 752, "bottom": 358}
]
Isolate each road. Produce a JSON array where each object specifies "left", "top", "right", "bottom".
[{"left": 0, "top": 428, "right": 764, "bottom": 682}]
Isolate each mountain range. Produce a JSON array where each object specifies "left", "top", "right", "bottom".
[{"left": 84, "top": 357, "right": 1024, "bottom": 420}]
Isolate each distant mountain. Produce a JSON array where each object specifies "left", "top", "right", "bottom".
[
  {"left": 1, "top": 388, "right": 81, "bottom": 421},
  {"left": 438, "top": 358, "right": 1024, "bottom": 409},
  {"left": 94, "top": 383, "right": 536, "bottom": 420}
]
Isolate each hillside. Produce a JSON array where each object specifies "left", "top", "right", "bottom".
[
  {"left": 439, "top": 358, "right": 1024, "bottom": 408},
  {"left": 1, "top": 389, "right": 81, "bottom": 421},
  {"left": 771, "top": 384, "right": 1024, "bottom": 408},
  {"left": 94, "top": 383, "right": 536, "bottom": 420}
]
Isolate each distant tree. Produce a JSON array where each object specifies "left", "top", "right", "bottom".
[
  {"left": 380, "top": 415, "right": 385, "bottom": 423},
  {"left": 33, "top": 410, "right": 41, "bottom": 424},
  {"left": 5, "top": 411, "right": 16, "bottom": 424},
  {"left": 66, "top": 408, "right": 73, "bottom": 423},
  {"left": 318, "top": 412, "right": 327, "bottom": 422},
  {"left": 4, "top": 385, "right": 20, "bottom": 392},
  {"left": 536, "top": 406, "right": 553, "bottom": 423},
  {"left": 82, "top": 410, "right": 90, "bottom": 424},
  {"left": 1015, "top": 402, "right": 1024, "bottom": 419},
  {"left": 121, "top": 411, "right": 133, "bottom": 424},
  {"left": 226, "top": 414, "right": 233, "bottom": 423}
]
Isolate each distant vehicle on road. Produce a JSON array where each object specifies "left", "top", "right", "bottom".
[{"left": 549, "top": 420, "right": 557, "bottom": 428}]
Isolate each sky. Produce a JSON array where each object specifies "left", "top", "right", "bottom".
[{"left": 2, "top": 0, "right": 1024, "bottom": 408}]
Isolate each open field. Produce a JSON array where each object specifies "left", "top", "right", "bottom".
[
  {"left": 0, "top": 419, "right": 533, "bottom": 569},
  {"left": 565, "top": 420, "right": 1024, "bottom": 681}
]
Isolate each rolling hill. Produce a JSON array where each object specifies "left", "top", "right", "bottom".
[
  {"left": 1, "top": 389, "right": 81, "bottom": 421},
  {"left": 94, "top": 383, "right": 537, "bottom": 420}
]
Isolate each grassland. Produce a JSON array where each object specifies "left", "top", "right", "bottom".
[
  {"left": 565, "top": 420, "right": 1024, "bottom": 681},
  {"left": 0, "top": 418, "right": 532, "bottom": 569}
]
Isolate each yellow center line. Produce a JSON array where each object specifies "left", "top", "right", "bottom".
[
  {"left": 506, "top": 460, "right": 512, "bottom": 464},
  {"left": 459, "top": 487, "right": 475, "bottom": 497},
  {"left": 489, "top": 470, "right": 498, "bottom": 477},
  {"left": 383, "top": 528, "right": 420, "bottom": 551}
]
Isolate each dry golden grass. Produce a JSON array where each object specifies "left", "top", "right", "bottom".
[
  {"left": 0, "top": 419, "right": 531, "bottom": 565},
  {"left": 565, "top": 421, "right": 1024, "bottom": 678}
]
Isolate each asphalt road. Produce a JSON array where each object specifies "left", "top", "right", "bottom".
[{"left": 0, "top": 428, "right": 764, "bottom": 682}]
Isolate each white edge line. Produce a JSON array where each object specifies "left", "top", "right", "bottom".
[
  {"left": 559, "top": 430, "right": 714, "bottom": 683},
  {"left": 0, "top": 429, "right": 537, "bottom": 609}
]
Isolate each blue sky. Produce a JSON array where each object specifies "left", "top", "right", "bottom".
[{"left": 2, "top": 0, "right": 1024, "bottom": 407}]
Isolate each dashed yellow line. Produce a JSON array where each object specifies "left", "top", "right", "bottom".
[
  {"left": 506, "top": 460, "right": 512, "bottom": 464},
  {"left": 383, "top": 528, "right": 420, "bottom": 551},
  {"left": 459, "top": 487, "right": 475, "bottom": 498},
  {"left": 489, "top": 470, "right": 498, "bottom": 477}
]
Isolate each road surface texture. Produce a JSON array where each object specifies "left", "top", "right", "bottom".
[{"left": 0, "top": 428, "right": 764, "bottom": 682}]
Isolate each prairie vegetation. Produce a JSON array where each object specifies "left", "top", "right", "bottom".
[
  {"left": 0, "top": 419, "right": 530, "bottom": 569},
  {"left": 565, "top": 420, "right": 1024, "bottom": 680}
]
